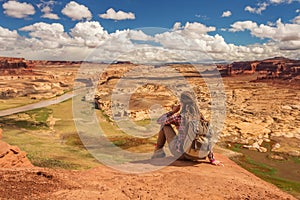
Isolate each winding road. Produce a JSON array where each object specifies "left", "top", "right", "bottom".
[{"left": 0, "top": 93, "right": 75, "bottom": 117}]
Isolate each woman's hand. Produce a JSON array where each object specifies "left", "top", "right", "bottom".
[
  {"left": 211, "top": 159, "right": 224, "bottom": 167},
  {"left": 171, "top": 104, "right": 181, "bottom": 114}
]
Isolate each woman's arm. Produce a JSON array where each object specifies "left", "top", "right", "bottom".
[{"left": 157, "top": 105, "right": 181, "bottom": 125}]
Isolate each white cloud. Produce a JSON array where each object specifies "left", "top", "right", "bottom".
[
  {"left": 270, "top": 0, "right": 284, "bottom": 3},
  {"left": 99, "top": 8, "right": 135, "bottom": 20},
  {"left": 2, "top": 1, "right": 35, "bottom": 18},
  {"left": 222, "top": 10, "right": 232, "bottom": 17},
  {"left": 229, "top": 21, "right": 258, "bottom": 32},
  {"left": 297, "top": 9, "right": 300, "bottom": 13},
  {"left": 41, "top": 6, "right": 59, "bottom": 19},
  {"left": 229, "top": 19, "right": 300, "bottom": 46},
  {"left": 115, "top": 29, "right": 153, "bottom": 41},
  {"left": 0, "top": 26, "right": 18, "bottom": 38},
  {"left": 278, "top": 40, "right": 300, "bottom": 50},
  {"left": 245, "top": 2, "right": 268, "bottom": 14},
  {"left": 19, "top": 22, "right": 71, "bottom": 48},
  {"left": 269, "top": 0, "right": 292, "bottom": 4},
  {"left": 37, "top": 1, "right": 59, "bottom": 20},
  {"left": 293, "top": 15, "right": 300, "bottom": 24},
  {"left": 0, "top": 26, "right": 21, "bottom": 53},
  {"left": 62, "top": 1, "right": 92, "bottom": 21},
  {"left": 70, "top": 21, "right": 109, "bottom": 47},
  {"left": 154, "top": 22, "right": 224, "bottom": 53},
  {"left": 42, "top": 12, "right": 59, "bottom": 20},
  {"left": 183, "top": 22, "right": 216, "bottom": 34},
  {"left": 1, "top": 18, "right": 300, "bottom": 63}
]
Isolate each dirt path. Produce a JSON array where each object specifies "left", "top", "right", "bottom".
[{"left": 0, "top": 153, "right": 296, "bottom": 200}]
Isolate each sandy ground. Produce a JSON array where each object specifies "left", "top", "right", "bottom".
[{"left": 0, "top": 153, "right": 296, "bottom": 200}]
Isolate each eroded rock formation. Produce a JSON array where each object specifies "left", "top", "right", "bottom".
[
  {"left": 0, "top": 129, "right": 33, "bottom": 168},
  {"left": 218, "top": 57, "right": 300, "bottom": 82},
  {"left": 0, "top": 57, "right": 79, "bottom": 99}
]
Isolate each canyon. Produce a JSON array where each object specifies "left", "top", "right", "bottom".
[{"left": 0, "top": 56, "right": 299, "bottom": 199}]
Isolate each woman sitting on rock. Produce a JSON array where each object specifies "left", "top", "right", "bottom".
[{"left": 151, "top": 91, "right": 223, "bottom": 166}]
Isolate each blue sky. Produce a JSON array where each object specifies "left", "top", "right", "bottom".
[{"left": 0, "top": 0, "right": 299, "bottom": 62}]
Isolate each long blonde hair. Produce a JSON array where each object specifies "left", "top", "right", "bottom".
[{"left": 180, "top": 91, "right": 203, "bottom": 121}]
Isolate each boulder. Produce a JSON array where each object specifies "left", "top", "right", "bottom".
[
  {"left": 0, "top": 129, "right": 33, "bottom": 168},
  {"left": 269, "top": 154, "right": 285, "bottom": 160},
  {"left": 235, "top": 122, "right": 271, "bottom": 137},
  {"left": 288, "top": 150, "right": 300, "bottom": 157},
  {"left": 282, "top": 105, "right": 292, "bottom": 110},
  {"left": 0, "top": 141, "right": 10, "bottom": 158},
  {"left": 271, "top": 143, "right": 281, "bottom": 151},
  {"left": 258, "top": 147, "right": 268, "bottom": 153}
]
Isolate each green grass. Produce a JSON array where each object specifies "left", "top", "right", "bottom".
[
  {"left": 1, "top": 119, "right": 47, "bottom": 130},
  {"left": 0, "top": 99, "right": 158, "bottom": 169},
  {"left": 245, "top": 157, "right": 276, "bottom": 176},
  {"left": 291, "top": 156, "right": 300, "bottom": 164},
  {"left": 0, "top": 97, "right": 39, "bottom": 110},
  {"left": 26, "top": 108, "right": 52, "bottom": 122},
  {"left": 95, "top": 110, "right": 157, "bottom": 152},
  {"left": 1, "top": 127, "right": 98, "bottom": 170},
  {"left": 231, "top": 143, "right": 243, "bottom": 152},
  {"left": 246, "top": 158, "right": 300, "bottom": 198},
  {"left": 27, "top": 154, "right": 81, "bottom": 169},
  {"left": 135, "top": 119, "right": 152, "bottom": 126},
  {"left": 0, "top": 107, "right": 52, "bottom": 130},
  {"left": 231, "top": 150, "right": 300, "bottom": 199},
  {"left": 0, "top": 100, "right": 100, "bottom": 170}
]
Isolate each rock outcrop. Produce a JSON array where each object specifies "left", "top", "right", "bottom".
[
  {"left": 0, "top": 57, "right": 79, "bottom": 99},
  {"left": 0, "top": 56, "right": 32, "bottom": 75},
  {"left": 218, "top": 57, "right": 300, "bottom": 83},
  {"left": 0, "top": 57, "right": 28, "bottom": 69},
  {"left": 0, "top": 129, "right": 33, "bottom": 168}
]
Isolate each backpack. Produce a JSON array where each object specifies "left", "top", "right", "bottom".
[{"left": 181, "top": 105, "right": 214, "bottom": 160}]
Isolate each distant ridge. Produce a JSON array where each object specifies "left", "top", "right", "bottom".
[{"left": 217, "top": 57, "right": 300, "bottom": 87}]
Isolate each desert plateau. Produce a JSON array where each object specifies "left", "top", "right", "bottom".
[{"left": 0, "top": 56, "right": 299, "bottom": 199}]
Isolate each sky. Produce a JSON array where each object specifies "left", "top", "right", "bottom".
[{"left": 0, "top": 0, "right": 299, "bottom": 63}]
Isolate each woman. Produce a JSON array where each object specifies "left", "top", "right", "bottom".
[{"left": 151, "top": 91, "right": 223, "bottom": 166}]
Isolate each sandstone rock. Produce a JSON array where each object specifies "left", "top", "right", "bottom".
[
  {"left": 252, "top": 142, "right": 260, "bottom": 149},
  {"left": 262, "top": 116, "right": 274, "bottom": 126},
  {"left": 290, "top": 104, "right": 300, "bottom": 110},
  {"left": 285, "top": 132, "right": 294, "bottom": 138},
  {"left": 258, "top": 147, "right": 267, "bottom": 153},
  {"left": 0, "top": 128, "right": 2, "bottom": 139},
  {"left": 243, "top": 144, "right": 258, "bottom": 151},
  {"left": 288, "top": 150, "right": 300, "bottom": 157},
  {"left": 0, "top": 150, "right": 33, "bottom": 168},
  {"left": 269, "top": 154, "right": 285, "bottom": 160},
  {"left": 0, "top": 130, "right": 33, "bottom": 168},
  {"left": 245, "top": 146, "right": 258, "bottom": 151},
  {"left": 263, "top": 138, "right": 271, "bottom": 142},
  {"left": 235, "top": 122, "right": 271, "bottom": 137},
  {"left": 271, "top": 143, "right": 281, "bottom": 151},
  {"left": 10, "top": 146, "right": 20, "bottom": 154},
  {"left": 0, "top": 141, "right": 10, "bottom": 158},
  {"left": 281, "top": 105, "right": 292, "bottom": 110},
  {"left": 257, "top": 139, "right": 264, "bottom": 146}
]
